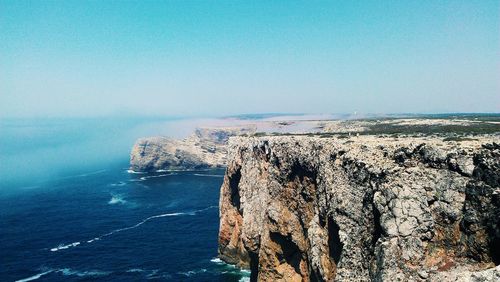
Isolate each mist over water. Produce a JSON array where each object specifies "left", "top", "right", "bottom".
[{"left": 0, "top": 117, "right": 194, "bottom": 191}]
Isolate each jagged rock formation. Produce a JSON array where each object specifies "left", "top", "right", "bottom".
[
  {"left": 130, "top": 127, "right": 254, "bottom": 171},
  {"left": 218, "top": 136, "right": 500, "bottom": 281}
]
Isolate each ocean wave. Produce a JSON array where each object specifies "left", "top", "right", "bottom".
[
  {"left": 15, "top": 270, "right": 53, "bottom": 282},
  {"left": 240, "top": 269, "right": 251, "bottom": 274},
  {"left": 193, "top": 205, "right": 218, "bottom": 213},
  {"left": 127, "top": 269, "right": 172, "bottom": 279},
  {"left": 211, "top": 257, "right": 251, "bottom": 278},
  {"left": 109, "top": 181, "right": 127, "bottom": 187},
  {"left": 128, "top": 178, "right": 143, "bottom": 182},
  {"left": 128, "top": 173, "right": 177, "bottom": 182},
  {"left": 221, "top": 269, "right": 251, "bottom": 276},
  {"left": 108, "top": 194, "right": 127, "bottom": 205},
  {"left": 192, "top": 173, "right": 224, "bottom": 178},
  {"left": 58, "top": 268, "right": 111, "bottom": 277},
  {"left": 126, "top": 268, "right": 147, "bottom": 273},
  {"left": 210, "top": 257, "right": 224, "bottom": 264},
  {"left": 49, "top": 206, "right": 217, "bottom": 252},
  {"left": 126, "top": 169, "right": 146, "bottom": 174},
  {"left": 87, "top": 237, "right": 100, "bottom": 243},
  {"left": 139, "top": 173, "right": 176, "bottom": 181},
  {"left": 178, "top": 268, "right": 207, "bottom": 277},
  {"left": 16, "top": 268, "right": 110, "bottom": 281},
  {"left": 50, "top": 241, "right": 80, "bottom": 252},
  {"left": 90, "top": 212, "right": 185, "bottom": 240}
]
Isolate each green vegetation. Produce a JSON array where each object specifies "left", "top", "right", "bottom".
[
  {"left": 242, "top": 116, "right": 499, "bottom": 140},
  {"left": 365, "top": 123, "right": 499, "bottom": 136}
]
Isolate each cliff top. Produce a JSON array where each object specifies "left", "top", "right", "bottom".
[{"left": 130, "top": 115, "right": 499, "bottom": 172}]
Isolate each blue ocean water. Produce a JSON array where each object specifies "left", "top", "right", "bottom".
[{"left": 0, "top": 118, "right": 249, "bottom": 281}]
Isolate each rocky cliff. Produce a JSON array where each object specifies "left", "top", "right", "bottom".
[
  {"left": 130, "top": 127, "right": 254, "bottom": 171},
  {"left": 218, "top": 136, "right": 500, "bottom": 281},
  {"left": 129, "top": 116, "right": 499, "bottom": 172}
]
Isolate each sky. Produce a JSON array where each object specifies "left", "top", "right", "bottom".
[{"left": 0, "top": 0, "right": 499, "bottom": 118}]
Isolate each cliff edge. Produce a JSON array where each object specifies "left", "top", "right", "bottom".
[
  {"left": 218, "top": 136, "right": 500, "bottom": 281},
  {"left": 129, "top": 116, "right": 499, "bottom": 172}
]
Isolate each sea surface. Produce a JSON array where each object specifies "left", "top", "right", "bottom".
[{"left": 0, "top": 117, "right": 249, "bottom": 281}]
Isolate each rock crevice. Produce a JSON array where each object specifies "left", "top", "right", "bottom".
[{"left": 218, "top": 136, "right": 500, "bottom": 281}]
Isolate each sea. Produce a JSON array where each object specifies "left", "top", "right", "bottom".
[{"left": 0, "top": 117, "right": 250, "bottom": 281}]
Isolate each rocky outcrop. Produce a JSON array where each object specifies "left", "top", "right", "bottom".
[
  {"left": 218, "top": 136, "right": 500, "bottom": 281},
  {"left": 130, "top": 127, "right": 254, "bottom": 171}
]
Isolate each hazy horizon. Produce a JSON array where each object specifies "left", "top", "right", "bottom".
[{"left": 1, "top": 1, "right": 499, "bottom": 118}]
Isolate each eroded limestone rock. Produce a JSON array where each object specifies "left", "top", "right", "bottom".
[
  {"left": 130, "top": 127, "right": 255, "bottom": 171},
  {"left": 218, "top": 136, "right": 500, "bottom": 281}
]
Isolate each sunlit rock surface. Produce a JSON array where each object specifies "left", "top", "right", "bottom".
[
  {"left": 130, "top": 127, "right": 254, "bottom": 171},
  {"left": 218, "top": 136, "right": 499, "bottom": 281}
]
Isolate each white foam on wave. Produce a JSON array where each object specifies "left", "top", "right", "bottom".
[
  {"left": 126, "top": 268, "right": 170, "bottom": 279},
  {"left": 50, "top": 242, "right": 80, "bottom": 252},
  {"left": 178, "top": 268, "right": 207, "bottom": 277},
  {"left": 109, "top": 181, "right": 127, "bottom": 187},
  {"left": 239, "top": 277, "right": 251, "bottom": 282},
  {"left": 128, "top": 173, "right": 176, "bottom": 182},
  {"left": 211, "top": 257, "right": 251, "bottom": 278},
  {"left": 15, "top": 270, "right": 53, "bottom": 282},
  {"left": 192, "top": 205, "right": 218, "bottom": 214},
  {"left": 16, "top": 268, "right": 110, "bottom": 281},
  {"left": 108, "top": 194, "right": 127, "bottom": 205},
  {"left": 139, "top": 173, "right": 176, "bottom": 181},
  {"left": 126, "top": 268, "right": 146, "bottom": 273},
  {"left": 89, "top": 212, "right": 185, "bottom": 241},
  {"left": 128, "top": 178, "right": 143, "bottom": 182},
  {"left": 87, "top": 237, "right": 100, "bottom": 243},
  {"left": 210, "top": 257, "right": 223, "bottom": 264},
  {"left": 49, "top": 206, "right": 217, "bottom": 252},
  {"left": 59, "top": 268, "right": 111, "bottom": 277},
  {"left": 192, "top": 173, "right": 224, "bottom": 178},
  {"left": 240, "top": 269, "right": 251, "bottom": 274},
  {"left": 126, "top": 169, "right": 146, "bottom": 174}
]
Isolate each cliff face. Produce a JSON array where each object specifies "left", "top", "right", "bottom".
[
  {"left": 218, "top": 136, "right": 500, "bottom": 281},
  {"left": 130, "top": 127, "right": 254, "bottom": 171}
]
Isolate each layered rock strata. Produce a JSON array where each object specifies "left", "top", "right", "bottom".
[{"left": 218, "top": 136, "right": 500, "bottom": 281}]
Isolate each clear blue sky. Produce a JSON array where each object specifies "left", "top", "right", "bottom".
[{"left": 1, "top": 0, "right": 498, "bottom": 117}]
